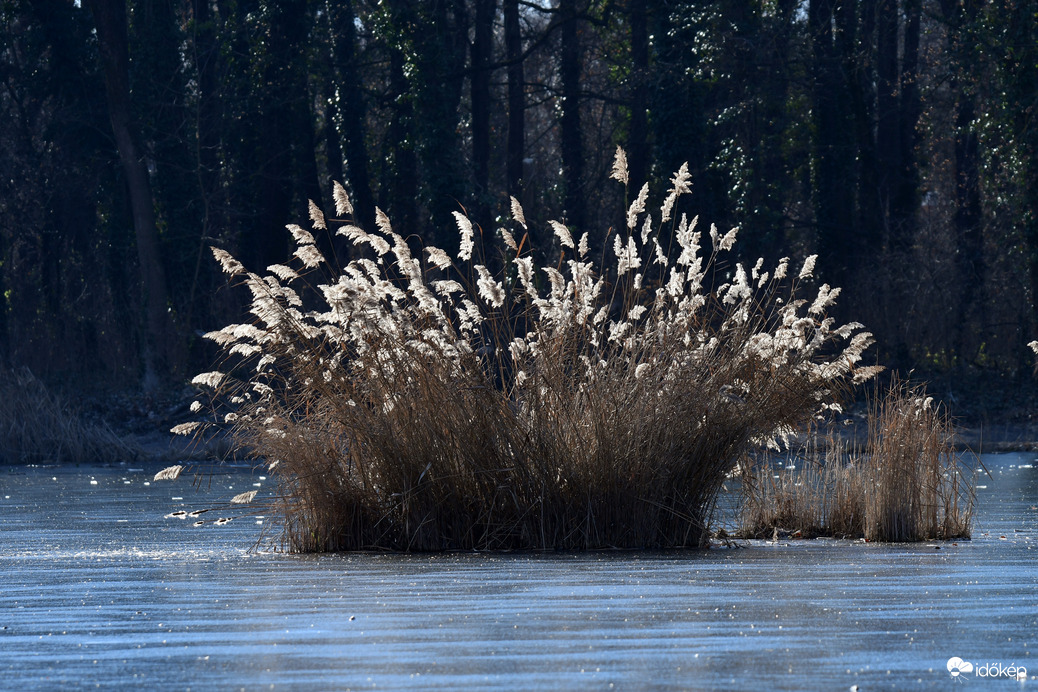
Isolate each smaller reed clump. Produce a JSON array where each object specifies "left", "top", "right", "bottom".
[
  {"left": 173, "top": 149, "right": 880, "bottom": 552},
  {"left": 735, "top": 428, "right": 866, "bottom": 539},
  {"left": 0, "top": 366, "right": 139, "bottom": 464},
  {"left": 737, "top": 381, "right": 976, "bottom": 541}
]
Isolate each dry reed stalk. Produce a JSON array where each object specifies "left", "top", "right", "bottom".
[
  {"left": 171, "top": 152, "right": 880, "bottom": 552},
  {"left": 736, "top": 426, "right": 860, "bottom": 538},
  {"left": 864, "top": 379, "right": 975, "bottom": 541},
  {"left": 823, "top": 454, "right": 868, "bottom": 537},
  {"left": 737, "top": 381, "right": 975, "bottom": 541},
  {"left": 0, "top": 366, "right": 138, "bottom": 464}
]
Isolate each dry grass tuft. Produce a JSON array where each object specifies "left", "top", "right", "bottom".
[
  {"left": 230, "top": 490, "right": 258, "bottom": 504},
  {"left": 175, "top": 151, "right": 878, "bottom": 552},
  {"left": 0, "top": 366, "right": 139, "bottom": 464},
  {"left": 864, "top": 380, "right": 975, "bottom": 541},
  {"left": 737, "top": 380, "right": 975, "bottom": 541},
  {"left": 154, "top": 464, "right": 184, "bottom": 481},
  {"left": 737, "top": 432, "right": 867, "bottom": 539}
]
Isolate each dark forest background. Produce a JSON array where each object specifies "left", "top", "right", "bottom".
[{"left": 1, "top": 0, "right": 1037, "bottom": 418}]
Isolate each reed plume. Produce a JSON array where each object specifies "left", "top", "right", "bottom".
[
  {"left": 174, "top": 150, "right": 878, "bottom": 552},
  {"left": 738, "top": 380, "right": 975, "bottom": 541}
]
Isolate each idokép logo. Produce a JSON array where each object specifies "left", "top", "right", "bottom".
[
  {"left": 947, "top": 657, "right": 973, "bottom": 678},
  {"left": 947, "top": 656, "right": 1028, "bottom": 681}
]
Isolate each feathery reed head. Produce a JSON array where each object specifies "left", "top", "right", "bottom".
[
  {"left": 178, "top": 151, "right": 880, "bottom": 552},
  {"left": 154, "top": 465, "right": 184, "bottom": 482}
]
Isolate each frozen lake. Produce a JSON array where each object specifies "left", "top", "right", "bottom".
[{"left": 1, "top": 454, "right": 1035, "bottom": 690}]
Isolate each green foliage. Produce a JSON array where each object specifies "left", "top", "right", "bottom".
[{"left": 1, "top": 0, "right": 1036, "bottom": 399}]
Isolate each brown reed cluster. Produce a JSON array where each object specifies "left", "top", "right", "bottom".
[
  {"left": 737, "top": 379, "right": 976, "bottom": 541},
  {"left": 171, "top": 150, "right": 880, "bottom": 551},
  {"left": 0, "top": 366, "right": 138, "bottom": 464}
]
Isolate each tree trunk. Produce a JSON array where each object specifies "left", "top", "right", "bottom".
[
  {"left": 892, "top": 0, "right": 922, "bottom": 253},
  {"left": 627, "top": 0, "right": 649, "bottom": 187},
  {"left": 559, "top": 0, "right": 586, "bottom": 233},
  {"left": 328, "top": 0, "right": 376, "bottom": 232},
  {"left": 471, "top": 0, "right": 496, "bottom": 231},
  {"left": 1004, "top": 4, "right": 1038, "bottom": 353},
  {"left": 809, "top": 0, "right": 855, "bottom": 287},
  {"left": 504, "top": 0, "right": 525, "bottom": 200},
  {"left": 385, "top": 46, "right": 419, "bottom": 236},
  {"left": 875, "top": 0, "right": 900, "bottom": 247},
  {"left": 320, "top": 48, "right": 346, "bottom": 194},
  {"left": 189, "top": 0, "right": 223, "bottom": 297},
  {"left": 837, "top": 1, "right": 879, "bottom": 260},
  {"left": 937, "top": 0, "right": 983, "bottom": 359},
  {"left": 87, "top": 0, "right": 170, "bottom": 388},
  {"left": 244, "top": 0, "right": 314, "bottom": 272}
]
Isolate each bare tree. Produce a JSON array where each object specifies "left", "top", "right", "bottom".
[{"left": 86, "top": 0, "right": 171, "bottom": 388}]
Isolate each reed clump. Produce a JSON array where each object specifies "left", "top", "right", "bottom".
[
  {"left": 176, "top": 150, "right": 878, "bottom": 552},
  {"left": 737, "top": 381, "right": 975, "bottom": 541},
  {"left": 864, "top": 381, "right": 975, "bottom": 541},
  {"left": 736, "top": 429, "right": 864, "bottom": 539},
  {"left": 0, "top": 366, "right": 139, "bottom": 464}
]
